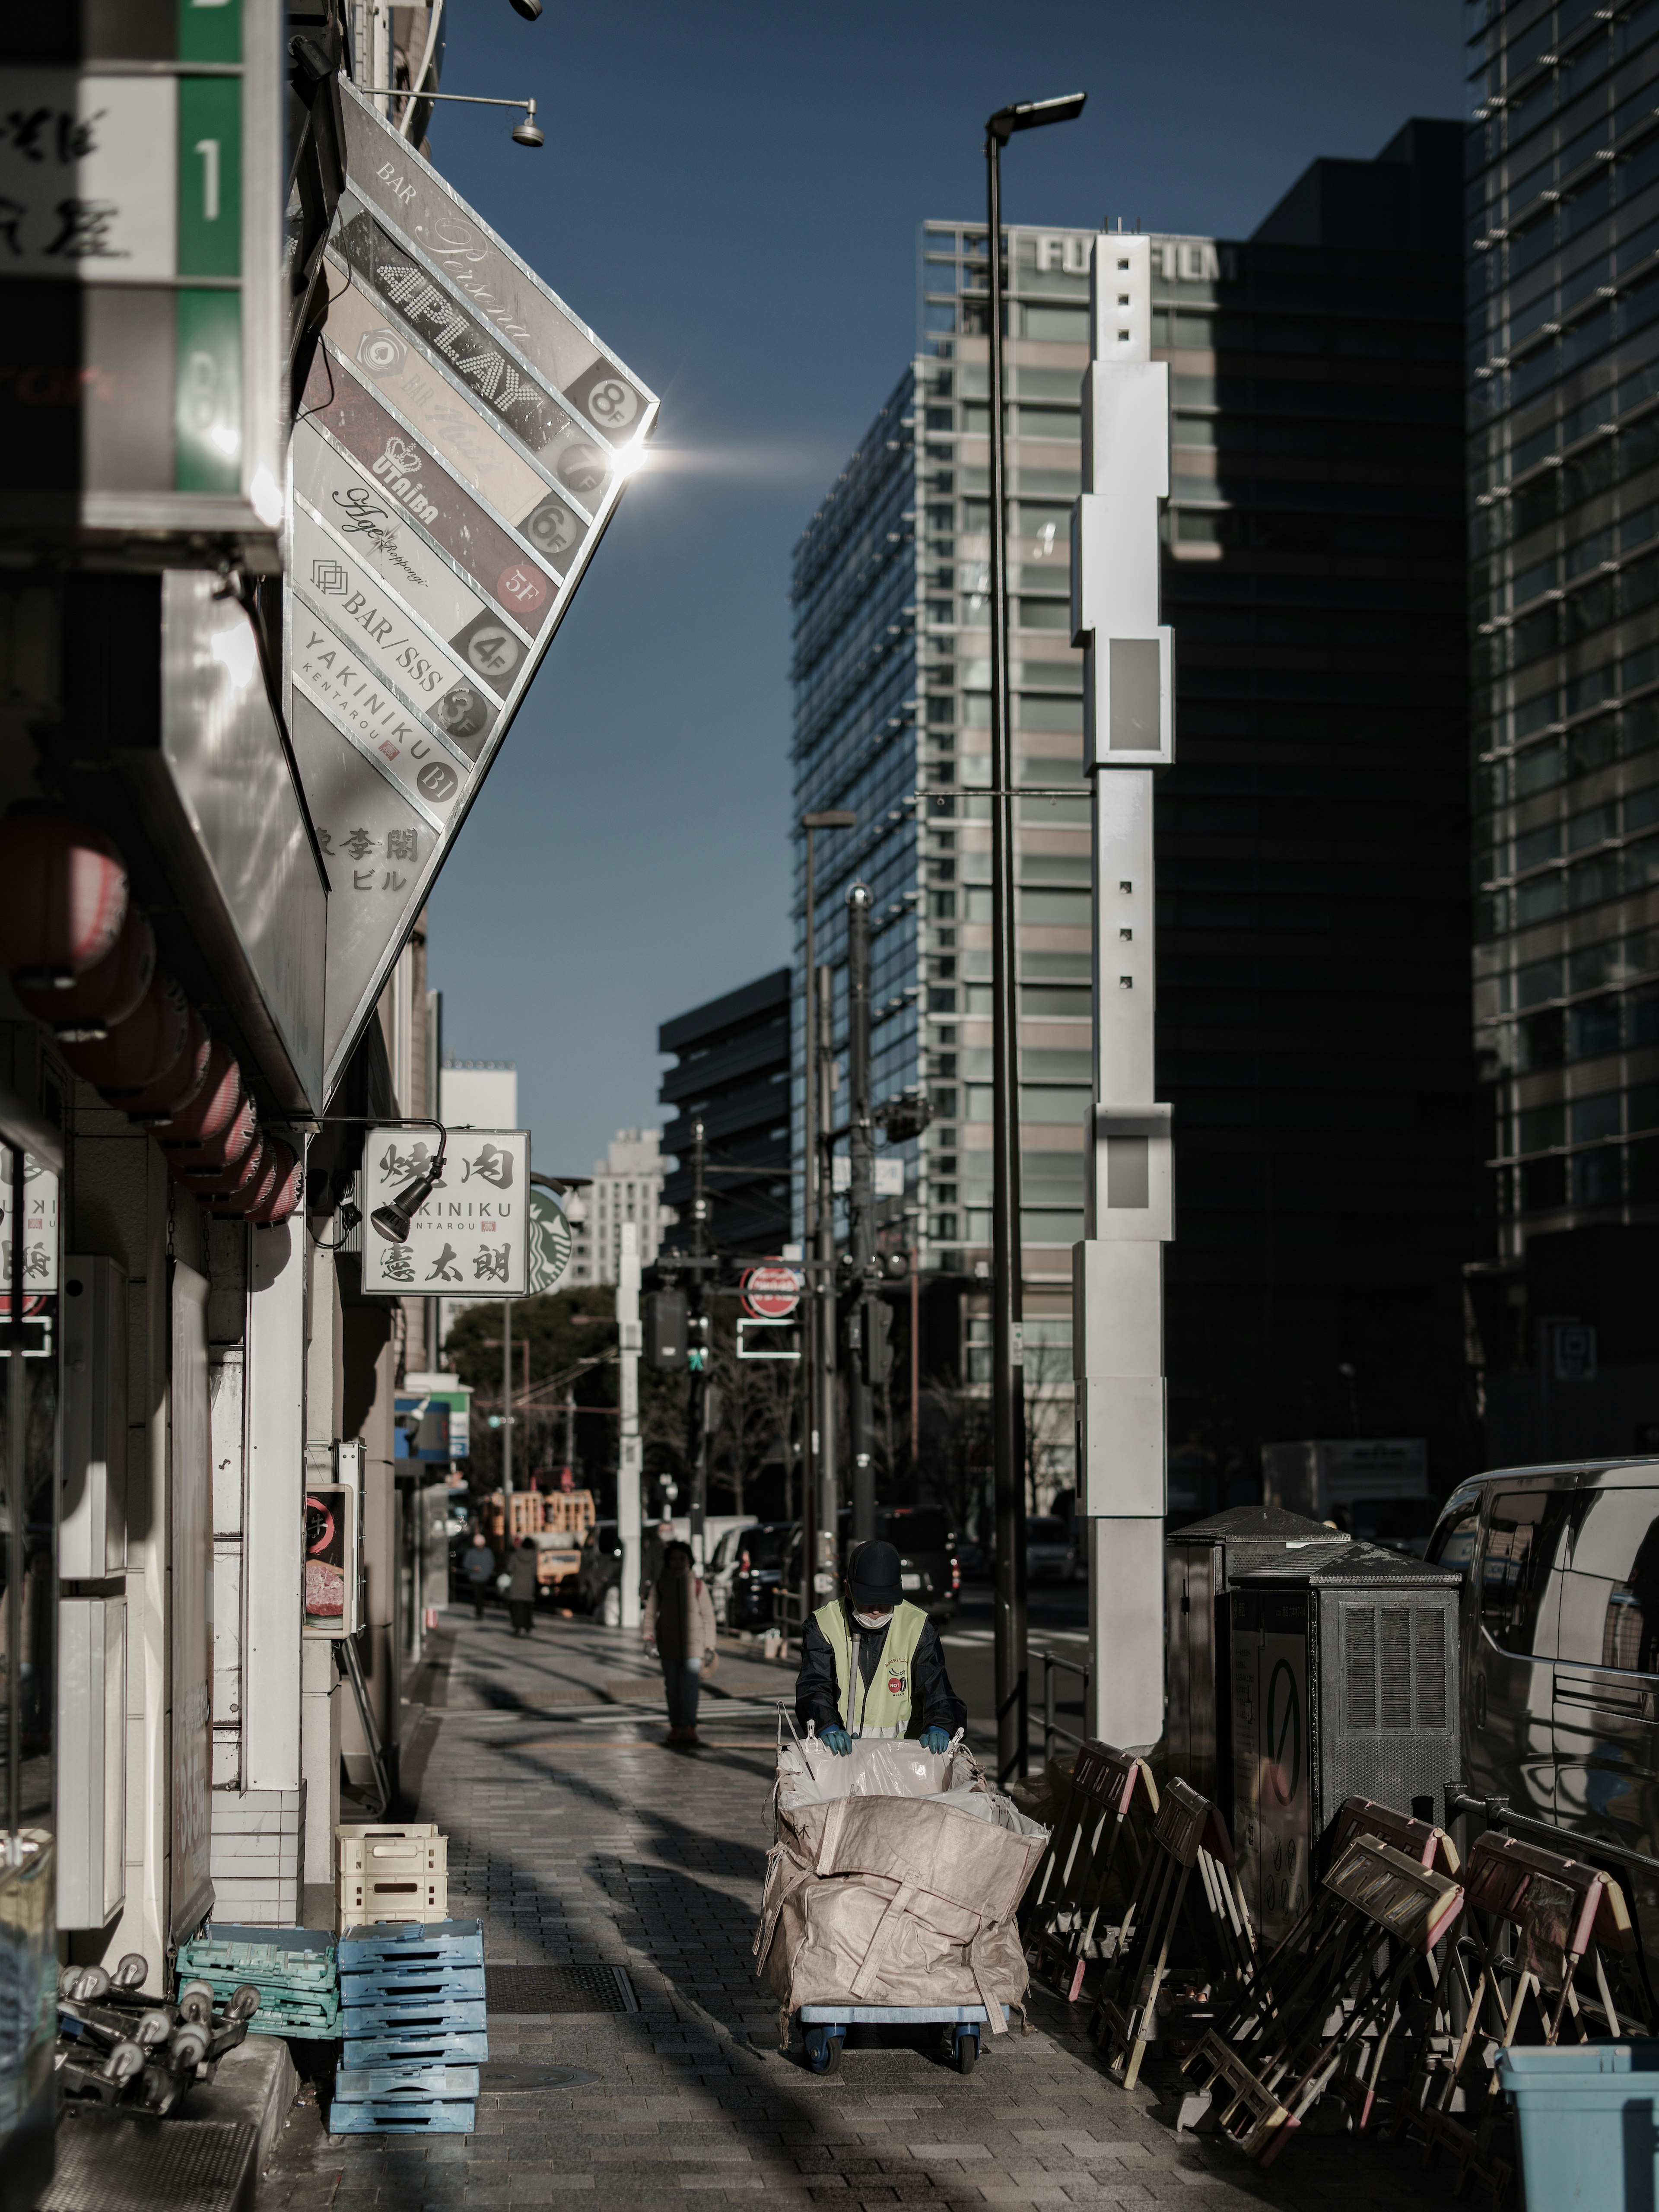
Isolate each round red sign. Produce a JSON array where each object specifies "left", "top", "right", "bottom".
[{"left": 741, "top": 1260, "right": 802, "bottom": 1320}]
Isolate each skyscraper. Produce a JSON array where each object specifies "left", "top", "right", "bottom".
[
  {"left": 794, "top": 118, "right": 1471, "bottom": 1505},
  {"left": 1466, "top": 0, "right": 1659, "bottom": 1457}
]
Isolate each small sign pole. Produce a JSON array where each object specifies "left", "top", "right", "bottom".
[{"left": 618, "top": 1223, "right": 642, "bottom": 1629}]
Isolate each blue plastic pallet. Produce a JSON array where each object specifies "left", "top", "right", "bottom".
[
  {"left": 335, "top": 2063, "right": 480, "bottom": 2101},
  {"left": 343, "top": 2029, "right": 489, "bottom": 2069},
  {"left": 340, "top": 1963, "right": 485, "bottom": 2002},
  {"left": 341, "top": 1996, "right": 489, "bottom": 2034},
  {"left": 337, "top": 1920, "right": 482, "bottom": 1970},
  {"left": 328, "top": 2096, "right": 476, "bottom": 2136}
]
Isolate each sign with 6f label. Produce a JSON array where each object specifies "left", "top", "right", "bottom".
[{"left": 286, "top": 83, "right": 657, "bottom": 1102}]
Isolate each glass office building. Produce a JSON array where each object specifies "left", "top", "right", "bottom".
[
  {"left": 796, "top": 122, "right": 1471, "bottom": 1495},
  {"left": 1467, "top": 0, "right": 1659, "bottom": 1453}
]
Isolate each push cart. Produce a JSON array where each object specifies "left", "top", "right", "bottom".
[{"left": 798, "top": 2001, "right": 1010, "bottom": 2076}]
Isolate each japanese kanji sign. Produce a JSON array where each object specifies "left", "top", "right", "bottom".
[
  {"left": 0, "top": 1149, "right": 60, "bottom": 1300},
  {"left": 0, "top": 2, "right": 286, "bottom": 565},
  {"left": 289, "top": 85, "right": 658, "bottom": 1096},
  {"left": 359, "top": 1125, "right": 531, "bottom": 1298}
]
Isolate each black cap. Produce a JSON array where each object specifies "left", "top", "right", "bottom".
[{"left": 846, "top": 1540, "right": 903, "bottom": 1609}]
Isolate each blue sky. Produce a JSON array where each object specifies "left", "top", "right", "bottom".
[{"left": 423, "top": 0, "right": 1466, "bottom": 1174}]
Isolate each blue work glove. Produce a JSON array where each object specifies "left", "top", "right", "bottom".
[
  {"left": 920, "top": 1726, "right": 951, "bottom": 1755},
  {"left": 820, "top": 1726, "right": 853, "bottom": 1756}
]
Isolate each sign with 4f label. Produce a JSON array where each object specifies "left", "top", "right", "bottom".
[
  {"left": 289, "top": 83, "right": 657, "bottom": 1102},
  {"left": 359, "top": 1126, "right": 531, "bottom": 1298}
]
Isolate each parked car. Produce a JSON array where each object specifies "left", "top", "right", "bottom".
[
  {"left": 577, "top": 1520, "right": 623, "bottom": 1624},
  {"left": 1026, "top": 1515, "right": 1079, "bottom": 1583},
  {"left": 838, "top": 1506, "right": 960, "bottom": 1621},
  {"left": 1426, "top": 1459, "right": 1659, "bottom": 1983},
  {"left": 709, "top": 1521, "right": 796, "bottom": 1632}
]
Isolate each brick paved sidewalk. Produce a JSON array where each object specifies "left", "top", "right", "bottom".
[{"left": 259, "top": 1605, "right": 1461, "bottom": 2211}]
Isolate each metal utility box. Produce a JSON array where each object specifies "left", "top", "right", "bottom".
[
  {"left": 1165, "top": 1506, "right": 1347, "bottom": 1826},
  {"left": 56, "top": 1596, "right": 126, "bottom": 1930},
  {"left": 1229, "top": 1540, "right": 1462, "bottom": 1948},
  {"left": 60, "top": 1254, "right": 128, "bottom": 1580}
]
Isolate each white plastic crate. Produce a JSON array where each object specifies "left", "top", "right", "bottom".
[
  {"left": 336, "top": 1823, "right": 446, "bottom": 1878},
  {"left": 337, "top": 1871, "right": 448, "bottom": 1931}
]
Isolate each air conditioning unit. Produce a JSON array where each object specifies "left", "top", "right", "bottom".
[{"left": 1229, "top": 1541, "right": 1462, "bottom": 1948}]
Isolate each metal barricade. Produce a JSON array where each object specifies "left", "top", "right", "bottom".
[{"left": 1033, "top": 1645, "right": 1090, "bottom": 1764}]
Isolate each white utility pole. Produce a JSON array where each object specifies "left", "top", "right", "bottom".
[
  {"left": 1071, "top": 233, "right": 1174, "bottom": 1748},
  {"left": 617, "top": 1220, "right": 642, "bottom": 1628}
]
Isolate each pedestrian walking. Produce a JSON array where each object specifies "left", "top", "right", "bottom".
[
  {"left": 505, "top": 1535, "right": 539, "bottom": 1636},
  {"left": 642, "top": 1539, "right": 716, "bottom": 1746},
  {"left": 795, "top": 1539, "right": 966, "bottom": 1752},
  {"left": 640, "top": 1515, "right": 676, "bottom": 1601},
  {"left": 462, "top": 1529, "right": 496, "bottom": 1621}
]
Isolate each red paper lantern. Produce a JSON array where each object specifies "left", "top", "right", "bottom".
[
  {"left": 124, "top": 1009, "right": 211, "bottom": 1125},
  {"left": 61, "top": 972, "right": 189, "bottom": 1097},
  {"left": 0, "top": 809, "right": 128, "bottom": 988},
  {"left": 248, "top": 1141, "right": 302, "bottom": 1227},
  {"left": 193, "top": 1134, "right": 266, "bottom": 1209},
  {"left": 207, "top": 1138, "right": 275, "bottom": 1219},
  {"left": 159, "top": 1042, "right": 243, "bottom": 1153},
  {"left": 13, "top": 907, "right": 155, "bottom": 1041},
  {"left": 172, "top": 1094, "right": 259, "bottom": 1185}
]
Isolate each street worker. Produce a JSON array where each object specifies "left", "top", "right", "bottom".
[
  {"left": 795, "top": 1538, "right": 966, "bottom": 1753},
  {"left": 462, "top": 1529, "right": 496, "bottom": 1621},
  {"left": 643, "top": 1538, "right": 717, "bottom": 1746},
  {"left": 505, "top": 1535, "right": 539, "bottom": 1637}
]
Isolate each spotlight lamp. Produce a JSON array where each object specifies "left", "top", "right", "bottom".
[
  {"left": 509, "top": 0, "right": 543, "bottom": 16},
  {"left": 370, "top": 1130, "right": 448, "bottom": 1244}
]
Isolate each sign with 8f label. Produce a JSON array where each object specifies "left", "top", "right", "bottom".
[{"left": 287, "top": 83, "right": 657, "bottom": 1101}]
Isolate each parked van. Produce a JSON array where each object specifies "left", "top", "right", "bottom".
[{"left": 1427, "top": 1460, "right": 1659, "bottom": 1969}]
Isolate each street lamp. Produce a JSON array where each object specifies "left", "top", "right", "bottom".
[
  {"left": 355, "top": 88, "right": 545, "bottom": 148},
  {"left": 800, "top": 808, "right": 857, "bottom": 1618},
  {"left": 984, "top": 89, "right": 1085, "bottom": 1789}
]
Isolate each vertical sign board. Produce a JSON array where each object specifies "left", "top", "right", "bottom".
[
  {"left": 0, "top": 1, "right": 284, "bottom": 564},
  {"left": 1231, "top": 1589, "right": 1313, "bottom": 1949},
  {"left": 290, "top": 86, "right": 658, "bottom": 1095},
  {"left": 359, "top": 1127, "right": 530, "bottom": 1297},
  {"left": 169, "top": 1263, "right": 213, "bottom": 1941}
]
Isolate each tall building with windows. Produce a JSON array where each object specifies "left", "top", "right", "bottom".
[
  {"left": 1466, "top": 0, "right": 1659, "bottom": 1456},
  {"left": 658, "top": 970, "right": 793, "bottom": 1258},
  {"left": 566, "top": 1129, "right": 671, "bottom": 1286},
  {"left": 795, "top": 118, "right": 1471, "bottom": 1497}
]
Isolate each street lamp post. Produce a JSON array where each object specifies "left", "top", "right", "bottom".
[
  {"left": 800, "top": 809, "right": 856, "bottom": 1618},
  {"left": 985, "top": 92, "right": 1086, "bottom": 1788}
]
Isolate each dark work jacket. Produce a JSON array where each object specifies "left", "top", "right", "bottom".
[{"left": 795, "top": 1605, "right": 967, "bottom": 1738}]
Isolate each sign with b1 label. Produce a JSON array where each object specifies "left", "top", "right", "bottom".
[
  {"left": 288, "top": 85, "right": 658, "bottom": 1099},
  {"left": 0, "top": 2, "right": 285, "bottom": 566},
  {"left": 360, "top": 1126, "right": 531, "bottom": 1298}
]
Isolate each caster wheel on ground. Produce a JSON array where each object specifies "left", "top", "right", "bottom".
[
  {"left": 804, "top": 2026, "right": 843, "bottom": 2075},
  {"left": 954, "top": 2029, "right": 978, "bottom": 2075}
]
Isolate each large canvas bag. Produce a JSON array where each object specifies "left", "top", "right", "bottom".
[{"left": 755, "top": 1738, "right": 1047, "bottom": 2038}]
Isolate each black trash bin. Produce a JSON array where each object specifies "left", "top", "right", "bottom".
[
  {"left": 1228, "top": 1538, "right": 1462, "bottom": 1946},
  {"left": 1165, "top": 1505, "right": 1348, "bottom": 1829}
]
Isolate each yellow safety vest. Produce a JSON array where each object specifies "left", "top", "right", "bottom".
[{"left": 814, "top": 1600, "right": 927, "bottom": 1737}]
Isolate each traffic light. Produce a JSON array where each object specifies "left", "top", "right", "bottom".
[
  {"left": 645, "top": 1289, "right": 687, "bottom": 1371},
  {"left": 861, "top": 1297, "right": 893, "bottom": 1387},
  {"left": 687, "top": 1311, "right": 711, "bottom": 1373}
]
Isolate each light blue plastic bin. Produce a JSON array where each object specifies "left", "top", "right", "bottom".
[{"left": 1497, "top": 2043, "right": 1659, "bottom": 2210}]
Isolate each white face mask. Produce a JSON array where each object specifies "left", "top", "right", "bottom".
[{"left": 852, "top": 1607, "right": 893, "bottom": 1630}]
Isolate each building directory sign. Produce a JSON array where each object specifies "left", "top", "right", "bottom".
[
  {"left": 360, "top": 1125, "right": 531, "bottom": 1298},
  {"left": 0, "top": 0, "right": 285, "bottom": 565},
  {"left": 290, "top": 86, "right": 658, "bottom": 1095}
]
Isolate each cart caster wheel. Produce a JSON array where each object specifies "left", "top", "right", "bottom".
[
  {"left": 804, "top": 2027, "right": 843, "bottom": 2075},
  {"left": 954, "top": 2029, "right": 978, "bottom": 2075}
]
